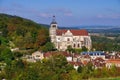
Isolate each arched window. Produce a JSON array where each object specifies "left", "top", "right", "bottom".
[
  {"left": 67, "top": 38, "right": 70, "bottom": 41},
  {"left": 78, "top": 44, "right": 80, "bottom": 47},
  {"left": 73, "top": 44, "right": 76, "bottom": 48}
]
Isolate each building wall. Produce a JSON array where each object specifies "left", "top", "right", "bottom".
[
  {"left": 49, "top": 22, "right": 92, "bottom": 51},
  {"left": 53, "top": 32, "right": 92, "bottom": 51}
]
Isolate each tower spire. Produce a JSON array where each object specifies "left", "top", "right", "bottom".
[
  {"left": 53, "top": 15, "right": 55, "bottom": 22},
  {"left": 51, "top": 15, "right": 57, "bottom": 24}
]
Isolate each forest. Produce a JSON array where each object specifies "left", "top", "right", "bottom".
[{"left": 0, "top": 13, "right": 53, "bottom": 52}]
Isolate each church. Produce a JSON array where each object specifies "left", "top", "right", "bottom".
[{"left": 49, "top": 16, "right": 92, "bottom": 51}]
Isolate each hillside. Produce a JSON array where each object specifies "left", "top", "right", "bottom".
[
  {"left": 0, "top": 13, "right": 49, "bottom": 51},
  {"left": 0, "top": 13, "right": 120, "bottom": 52}
]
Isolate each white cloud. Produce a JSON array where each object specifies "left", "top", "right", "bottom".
[
  {"left": 38, "top": 13, "right": 51, "bottom": 18},
  {"left": 97, "top": 14, "right": 120, "bottom": 19}
]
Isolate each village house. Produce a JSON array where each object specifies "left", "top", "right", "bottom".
[
  {"left": 22, "top": 51, "right": 44, "bottom": 62},
  {"left": 92, "top": 57, "right": 105, "bottom": 69},
  {"left": 105, "top": 51, "right": 120, "bottom": 59},
  {"left": 69, "top": 61, "right": 83, "bottom": 70},
  {"left": 81, "top": 51, "right": 105, "bottom": 60},
  {"left": 32, "top": 51, "right": 44, "bottom": 61},
  {"left": 80, "top": 54, "right": 91, "bottom": 62},
  {"left": 106, "top": 59, "right": 120, "bottom": 68},
  {"left": 23, "top": 55, "right": 36, "bottom": 62}
]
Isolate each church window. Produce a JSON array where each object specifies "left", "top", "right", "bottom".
[
  {"left": 67, "top": 38, "right": 70, "bottom": 41},
  {"left": 74, "top": 44, "right": 76, "bottom": 47},
  {"left": 81, "top": 41, "right": 84, "bottom": 45},
  {"left": 58, "top": 38, "right": 60, "bottom": 40},
  {"left": 78, "top": 44, "right": 80, "bottom": 47}
]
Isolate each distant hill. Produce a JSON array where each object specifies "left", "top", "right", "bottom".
[
  {"left": 87, "top": 28, "right": 120, "bottom": 33},
  {"left": 0, "top": 13, "right": 49, "bottom": 28},
  {"left": 57, "top": 26, "right": 120, "bottom": 33},
  {"left": 75, "top": 25, "right": 120, "bottom": 29}
]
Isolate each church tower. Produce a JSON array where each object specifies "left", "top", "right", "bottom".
[{"left": 49, "top": 16, "right": 58, "bottom": 43}]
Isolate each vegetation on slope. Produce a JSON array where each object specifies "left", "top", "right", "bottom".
[
  {"left": 92, "top": 36, "right": 120, "bottom": 51},
  {"left": 0, "top": 13, "right": 54, "bottom": 51}
]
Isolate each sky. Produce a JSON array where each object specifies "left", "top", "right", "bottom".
[{"left": 0, "top": 0, "right": 120, "bottom": 27}]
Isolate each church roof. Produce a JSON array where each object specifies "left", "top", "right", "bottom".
[{"left": 56, "top": 29, "right": 88, "bottom": 36}]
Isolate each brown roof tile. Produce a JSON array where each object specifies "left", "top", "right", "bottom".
[
  {"left": 56, "top": 29, "right": 88, "bottom": 36},
  {"left": 106, "top": 59, "right": 120, "bottom": 64}
]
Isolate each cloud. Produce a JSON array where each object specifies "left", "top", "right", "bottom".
[
  {"left": 43, "top": 8, "right": 73, "bottom": 17},
  {"left": 37, "top": 13, "right": 51, "bottom": 18},
  {"left": 12, "top": 2, "right": 24, "bottom": 9},
  {"left": 64, "top": 12, "right": 72, "bottom": 16},
  {"left": 106, "top": 8, "right": 120, "bottom": 14},
  {"left": 0, "top": 7, "right": 13, "bottom": 12},
  {"left": 55, "top": 8, "right": 73, "bottom": 16},
  {"left": 97, "top": 14, "right": 120, "bottom": 19}
]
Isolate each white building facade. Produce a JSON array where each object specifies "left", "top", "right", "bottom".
[{"left": 49, "top": 16, "right": 92, "bottom": 51}]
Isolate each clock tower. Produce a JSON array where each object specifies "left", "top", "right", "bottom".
[{"left": 49, "top": 16, "right": 57, "bottom": 42}]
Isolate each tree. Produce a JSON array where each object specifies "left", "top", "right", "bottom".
[
  {"left": 82, "top": 46, "right": 88, "bottom": 51},
  {"left": 18, "top": 67, "right": 40, "bottom": 80},
  {"left": 0, "top": 48, "right": 14, "bottom": 65},
  {"left": 42, "top": 42, "right": 55, "bottom": 52},
  {"left": 39, "top": 53, "right": 74, "bottom": 80},
  {"left": 36, "top": 29, "right": 48, "bottom": 46},
  {"left": 77, "top": 66, "right": 83, "bottom": 73},
  {"left": 74, "top": 48, "right": 82, "bottom": 54},
  {"left": 4, "top": 59, "right": 26, "bottom": 79},
  {"left": 66, "top": 45, "right": 75, "bottom": 53},
  {"left": 13, "top": 51, "right": 23, "bottom": 59}
]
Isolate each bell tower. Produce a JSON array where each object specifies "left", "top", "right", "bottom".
[{"left": 49, "top": 16, "right": 58, "bottom": 42}]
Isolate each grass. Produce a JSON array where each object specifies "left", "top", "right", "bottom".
[{"left": 90, "top": 77, "right": 120, "bottom": 80}]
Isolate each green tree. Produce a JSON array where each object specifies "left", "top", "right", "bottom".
[
  {"left": 42, "top": 42, "right": 55, "bottom": 52},
  {"left": 82, "top": 46, "right": 88, "bottom": 51},
  {"left": 18, "top": 67, "right": 40, "bottom": 80},
  {"left": 0, "top": 48, "right": 14, "bottom": 65},
  {"left": 74, "top": 48, "right": 82, "bottom": 54},
  {"left": 66, "top": 45, "right": 75, "bottom": 53},
  {"left": 4, "top": 59, "right": 26, "bottom": 79},
  {"left": 77, "top": 66, "right": 83, "bottom": 73}
]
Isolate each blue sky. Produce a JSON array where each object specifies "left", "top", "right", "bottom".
[{"left": 0, "top": 0, "right": 120, "bottom": 26}]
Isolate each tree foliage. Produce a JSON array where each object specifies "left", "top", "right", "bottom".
[
  {"left": 92, "top": 36, "right": 120, "bottom": 51},
  {"left": 41, "top": 42, "right": 55, "bottom": 52},
  {"left": 0, "top": 13, "right": 49, "bottom": 50}
]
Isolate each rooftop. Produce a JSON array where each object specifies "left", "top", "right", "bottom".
[
  {"left": 56, "top": 29, "right": 88, "bottom": 36},
  {"left": 81, "top": 51, "right": 105, "bottom": 56}
]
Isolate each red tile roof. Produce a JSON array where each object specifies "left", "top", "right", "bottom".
[
  {"left": 83, "top": 60, "right": 88, "bottom": 65},
  {"left": 44, "top": 52, "right": 53, "bottom": 58},
  {"left": 61, "top": 51, "right": 72, "bottom": 57},
  {"left": 83, "top": 54, "right": 91, "bottom": 58},
  {"left": 56, "top": 29, "right": 88, "bottom": 36},
  {"left": 106, "top": 59, "right": 120, "bottom": 64},
  {"left": 69, "top": 61, "right": 83, "bottom": 66},
  {"left": 56, "top": 29, "right": 67, "bottom": 35},
  {"left": 94, "top": 57, "right": 105, "bottom": 61},
  {"left": 93, "top": 57, "right": 105, "bottom": 68}
]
